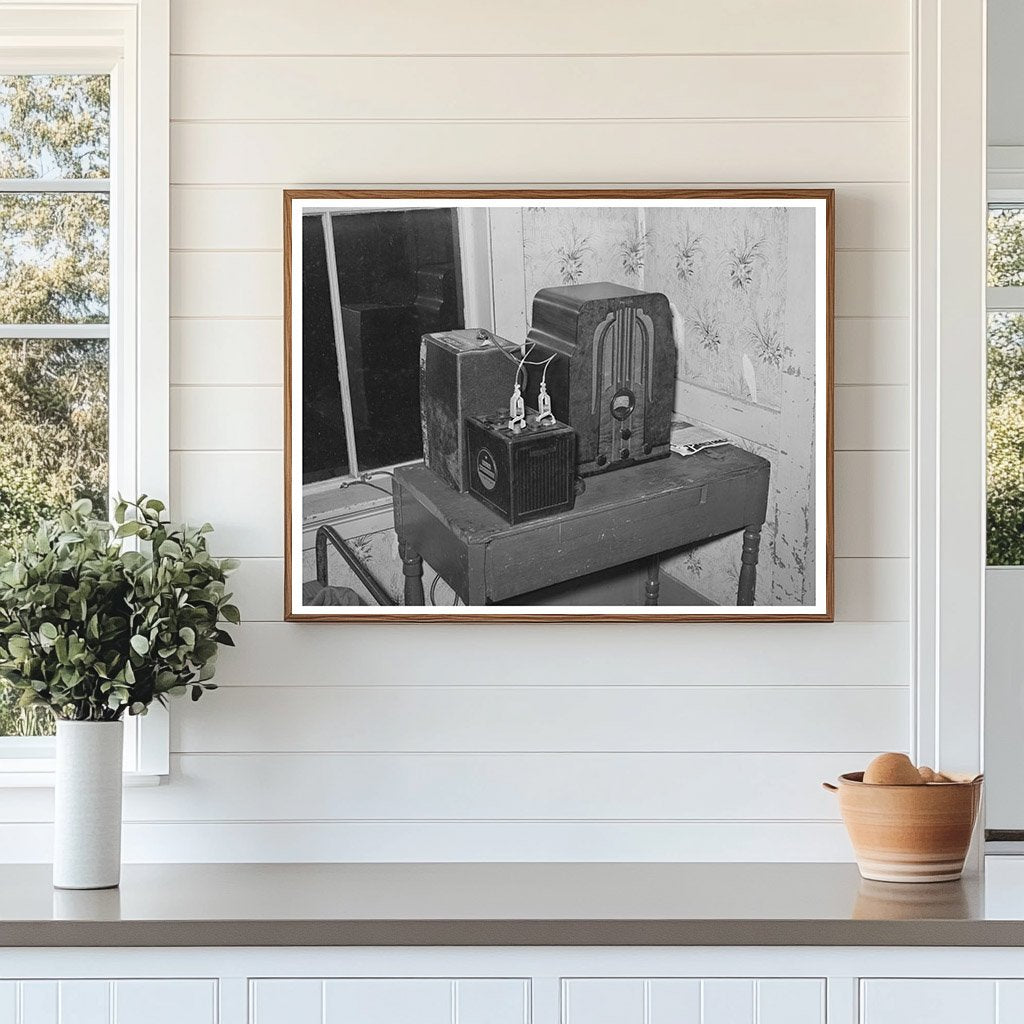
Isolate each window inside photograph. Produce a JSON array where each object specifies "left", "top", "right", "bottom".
[
  {"left": 0, "top": 74, "right": 111, "bottom": 738},
  {"left": 987, "top": 206, "right": 1024, "bottom": 565},
  {"left": 301, "top": 208, "right": 463, "bottom": 484}
]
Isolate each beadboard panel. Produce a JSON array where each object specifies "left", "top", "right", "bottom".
[
  {"left": 170, "top": 685, "right": 909, "bottom": 754},
  {"left": 114, "top": 752, "right": 857, "bottom": 821},
  {"left": 833, "top": 452, "right": 911, "bottom": 558},
  {"left": 170, "top": 0, "right": 909, "bottom": 56},
  {"left": 170, "top": 384, "right": 282, "bottom": 451},
  {"left": 170, "top": 449, "right": 908, "bottom": 560},
  {"left": 171, "top": 252, "right": 280, "bottom": 318},
  {"left": 834, "top": 319, "right": 910, "bottom": 385},
  {"left": 0, "top": 980, "right": 219, "bottom": 1024},
  {"left": 170, "top": 121, "right": 909, "bottom": 186},
  {"left": 0, "top": 753, "right": 871, "bottom": 822},
  {"left": 0, "top": 820, "right": 855, "bottom": 863},
  {"left": 832, "top": 557, "right": 909, "bottom": 622},
  {"left": 228, "top": 557, "right": 908, "bottom": 623},
  {"left": 170, "top": 319, "right": 283, "bottom": 386},
  {"left": 170, "top": 451, "right": 283, "bottom": 557},
  {"left": 563, "top": 978, "right": 825, "bottom": 1024},
  {"left": 833, "top": 386, "right": 910, "bottom": 451},
  {"left": 171, "top": 54, "right": 908, "bottom": 122},
  {"left": 249, "top": 979, "right": 529, "bottom": 1024},
  {"left": 834, "top": 251, "right": 909, "bottom": 319},
  {"left": 169, "top": 183, "right": 909, "bottom": 252},
  {"left": 859, "top": 981, "right": 998, "bottom": 1024},
  {"left": 225, "top": 558, "right": 284, "bottom": 621},
  {"left": 170, "top": 386, "right": 281, "bottom": 451},
  {"left": 208, "top": 622, "right": 910, "bottom": 688},
  {"left": 170, "top": 248, "right": 908, "bottom": 321}
]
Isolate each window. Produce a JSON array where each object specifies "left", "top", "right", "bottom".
[
  {"left": 301, "top": 208, "right": 463, "bottom": 489},
  {"left": 0, "top": 74, "right": 111, "bottom": 739},
  {"left": 987, "top": 205, "right": 1024, "bottom": 564},
  {"left": 0, "top": 3, "right": 169, "bottom": 777}
]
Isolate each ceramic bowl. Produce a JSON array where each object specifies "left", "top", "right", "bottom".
[{"left": 823, "top": 771, "right": 983, "bottom": 883}]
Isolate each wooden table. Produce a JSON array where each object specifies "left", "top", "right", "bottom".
[{"left": 393, "top": 447, "right": 770, "bottom": 607}]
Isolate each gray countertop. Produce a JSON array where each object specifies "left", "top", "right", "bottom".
[{"left": 4, "top": 861, "right": 1024, "bottom": 947}]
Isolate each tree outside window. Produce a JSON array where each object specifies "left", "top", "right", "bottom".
[{"left": 0, "top": 75, "right": 110, "bottom": 736}]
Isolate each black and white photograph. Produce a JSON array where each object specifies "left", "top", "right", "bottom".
[{"left": 285, "top": 192, "right": 833, "bottom": 620}]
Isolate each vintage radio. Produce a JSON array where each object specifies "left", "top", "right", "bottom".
[
  {"left": 420, "top": 329, "right": 520, "bottom": 491},
  {"left": 523, "top": 283, "right": 675, "bottom": 476},
  {"left": 465, "top": 411, "right": 577, "bottom": 526}
]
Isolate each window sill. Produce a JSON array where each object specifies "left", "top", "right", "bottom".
[{"left": 0, "top": 767, "right": 165, "bottom": 788}]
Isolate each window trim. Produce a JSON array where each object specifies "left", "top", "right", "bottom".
[
  {"left": 0, "top": 0, "right": 170, "bottom": 780},
  {"left": 913, "top": 0, "right": 986, "bottom": 793}
]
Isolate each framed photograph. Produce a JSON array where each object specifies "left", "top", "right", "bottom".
[{"left": 284, "top": 189, "right": 833, "bottom": 622}]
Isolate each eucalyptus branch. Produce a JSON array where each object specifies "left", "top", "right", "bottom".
[{"left": 0, "top": 497, "right": 238, "bottom": 722}]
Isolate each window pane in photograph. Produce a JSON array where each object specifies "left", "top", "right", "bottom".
[
  {"left": 330, "top": 208, "right": 463, "bottom": 472},
  {"left": 0, "top": 75, "right": 110, "bottom": 179},
  {"left": 987, "top": 312, "right": 1024, "bottom": 565},
  {"left": 302, "top": 214, "right": 350, "bottom": 483},
  {"left": 988, "top": 206, "right": 1024, "bottom": 288},
  {"left": 0, "top": 192, "right": 109, "bottom": 323},
  {"left": 0, "top": 339, "right": 109, "bottom": 737}
]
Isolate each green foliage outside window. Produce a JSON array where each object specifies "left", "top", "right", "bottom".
[
  {"left": 988, "top": 209, "right": 1024, "bottom": 565},
  {"left": 988, "top": 314, "right": 1024, "bottom": 565},
  {"left": 0, "top": 75, "right": 110, "bottom": 735}
]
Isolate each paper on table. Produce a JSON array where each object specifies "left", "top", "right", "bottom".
[{"left": 670, "top": 424, "right": 731, "bottom": 458}]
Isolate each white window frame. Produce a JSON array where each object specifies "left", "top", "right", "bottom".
[
  {"left": 983, "top": 183, "right": 1024, "bottom": 841},
  {"left": 0, "top": 0, "right": 169, "bottom": 784},
  {"left": 914, "top": 0, "right": 986, "bottom": 810}
]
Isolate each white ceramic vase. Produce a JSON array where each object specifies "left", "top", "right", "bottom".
[{"left": 53, "top": 720, "right": 124, "bottom": 890}]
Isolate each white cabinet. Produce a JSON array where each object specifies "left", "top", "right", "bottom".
[
  {"left": 249, "top": 978, "right": 529, "bottom": 1024},
  {"left": 562, "top": 978, "right": 825, "bottom": 1024},
  {"left": 10, "top": 950, "right": 1024, "bottom": 1024},
  {"left": 861, "top": 980, "right": 1024, "bottom": 1024},
  {"left": 0, "top": 980, "right": 217, "bottom": 1024}
]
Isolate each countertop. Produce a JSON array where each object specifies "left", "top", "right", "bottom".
[{"left": 5, "top": 861, "right": 1024, "bottom": 947}]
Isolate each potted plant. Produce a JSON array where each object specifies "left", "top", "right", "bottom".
[{"left": 0, "top": 497, "right": 239, "bottom": 889}]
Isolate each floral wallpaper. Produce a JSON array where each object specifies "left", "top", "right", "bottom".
[
  {"left": 494, "top": 205, "right": 817, "bottom": 607},
  {"left": 520, "top": 206, "right": 647, "bottom": 298},
  {"left": 647, "top": 206, "right": 792, "bottom": 411}
]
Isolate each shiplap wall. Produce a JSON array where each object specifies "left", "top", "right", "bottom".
[{"left": 1, "top": 0, "right": 914, "bottom": 861}]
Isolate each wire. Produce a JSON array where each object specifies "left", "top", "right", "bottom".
[
  {"left": 540, "top": 353, "right": 556, "bottom": 383},
  {"left": 429, "top": 572, "right": 461, "bottom": 607},
  {"left": 337, "top": 470, "right": 395, "bottom": 498},
  {"left": 486, "top": 331, "right": 556, "bottom": 367},
  {"left": 514, "top": 345, "right": 534, "bottom": 388}
]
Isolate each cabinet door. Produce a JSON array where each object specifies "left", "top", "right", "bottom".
[
  {"left": 249, "top": 978, "right": 528, "bottom": 1024},
  {"left": 0, "top": 980, "right": 217, "bottom": 1024},
  {"left": 562, "top": 978, "right": 825, "bottom": 1024},
  {"left": 861, "top": 980, "right": 1024, "bottom": 1024}
]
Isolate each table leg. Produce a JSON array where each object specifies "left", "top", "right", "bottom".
[
  {"left": 737, "top": 525, "right": 762, "bottom": 606},
  {"left": 400, "top": 540, "right": 425, "bottom": 606},
  {"left": 645, "top": 556, "right": 661, "bottom": 606}
]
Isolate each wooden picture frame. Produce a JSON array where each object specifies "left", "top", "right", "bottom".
[{"left": 284, "top": 189, "right": 834, "bottom": 622}]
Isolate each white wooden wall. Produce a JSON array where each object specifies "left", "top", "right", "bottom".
[{"left": 0, "top": 0, "right": 915, "bottom": 862}]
